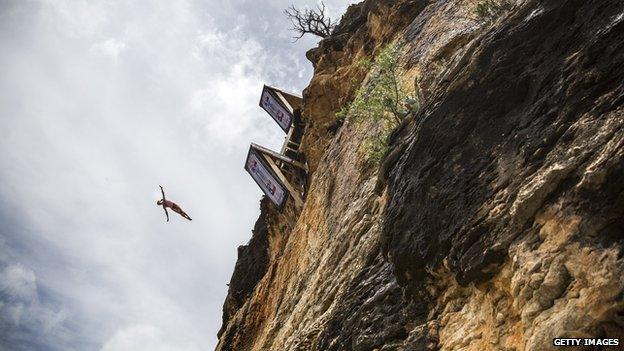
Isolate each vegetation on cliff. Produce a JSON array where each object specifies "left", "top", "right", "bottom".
[
  {"left": 285, "top": 1, "right": 336, "bottom": 41},
  {"left": 337, "top": 43, "right": 418, "bottom": 162},
  {"left": 470, "top": 0, "right": 514, "bottom": 24}
]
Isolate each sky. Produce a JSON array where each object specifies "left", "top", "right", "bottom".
[{"left": 0, "top": 0, "right": 358, "bottom": 350}]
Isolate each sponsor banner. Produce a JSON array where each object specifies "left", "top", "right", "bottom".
[
  {"left": 260, "top": 86, "right": 293, "bottom": 132},
  {"left": 245, "top": 147, "right": 288, "bottom": 209}
]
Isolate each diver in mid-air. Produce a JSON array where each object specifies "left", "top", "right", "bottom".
[{"left": 157, "top": 186, "right": 192, "bottom": 221}]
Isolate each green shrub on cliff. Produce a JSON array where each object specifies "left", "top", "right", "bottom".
[
  {"left": 337, "top": 43, "right": 418, "bottom": 162},
  {"left": 472, "top": 0, "right": 513, "bottom": 24},
  {"left": 362, "top": 133, "right": 389, "bottom": 164},
  {"left": 340, "top": 43, "right": 411, "bottom": 125}
]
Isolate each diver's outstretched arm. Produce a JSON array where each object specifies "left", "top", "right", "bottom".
[{"left": 159, "top": 185, "right": 169, "bottom": 222}]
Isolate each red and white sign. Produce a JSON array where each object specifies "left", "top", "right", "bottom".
[
  {"left": 245, "top": 147, "right": 288, "bottom": 208},
  {"left": 259, "top": 86, "right": 293, "bottom": 133}
]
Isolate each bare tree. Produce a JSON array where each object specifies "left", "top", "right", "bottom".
[{"left": 285, "top": 1, "right": 336, "bottom": 41}]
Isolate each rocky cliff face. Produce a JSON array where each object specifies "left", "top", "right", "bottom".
[{"left": 217, "top": 0, "right": 624, "bottom": 350}]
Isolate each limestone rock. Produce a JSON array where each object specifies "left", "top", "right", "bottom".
[{"left": 218, "top": 0, "right": 624, "bottom": 350}]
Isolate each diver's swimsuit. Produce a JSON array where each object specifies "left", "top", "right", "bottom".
[{"left": 163, "top": 200, "right": 179, "bottom": 210}]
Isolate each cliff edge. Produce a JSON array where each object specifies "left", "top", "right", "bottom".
[{"left": 218, "top": 0, "right": 624, "bottom": 350}]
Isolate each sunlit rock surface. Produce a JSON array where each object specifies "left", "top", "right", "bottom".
[{"left": 217, "top": 0, "right": 624, "bottom": 350}]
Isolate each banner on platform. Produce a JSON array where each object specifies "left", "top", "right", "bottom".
[
  {"left": 245, "top": 146, "right": 288, "bottom": 209},
  {"left": 259, "top": 85, "right": 294, "bottom": 133}
]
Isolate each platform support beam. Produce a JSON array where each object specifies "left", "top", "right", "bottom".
[{"left": 264, "top": 157, "right": 304, "bottom": 209}]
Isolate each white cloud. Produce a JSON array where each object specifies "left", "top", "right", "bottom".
[
  {"left": 0, "top": 264, "right": 68, "bottom": 338},
  {"left": 0, "top": 264, "right": 37, "bottom": 301},
  {"left": 90, "top": 38, "right": 127, "bottom": 62},
  {"left": 101, "top": 325, "right": 198, "bottom": 351},
  {"left": 40, "top": 0, "right": 109, "bottom": 38}
]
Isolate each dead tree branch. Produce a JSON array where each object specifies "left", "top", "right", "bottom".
[{"left": 285, "top": 1, "right": 335, "bottom": 41}]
